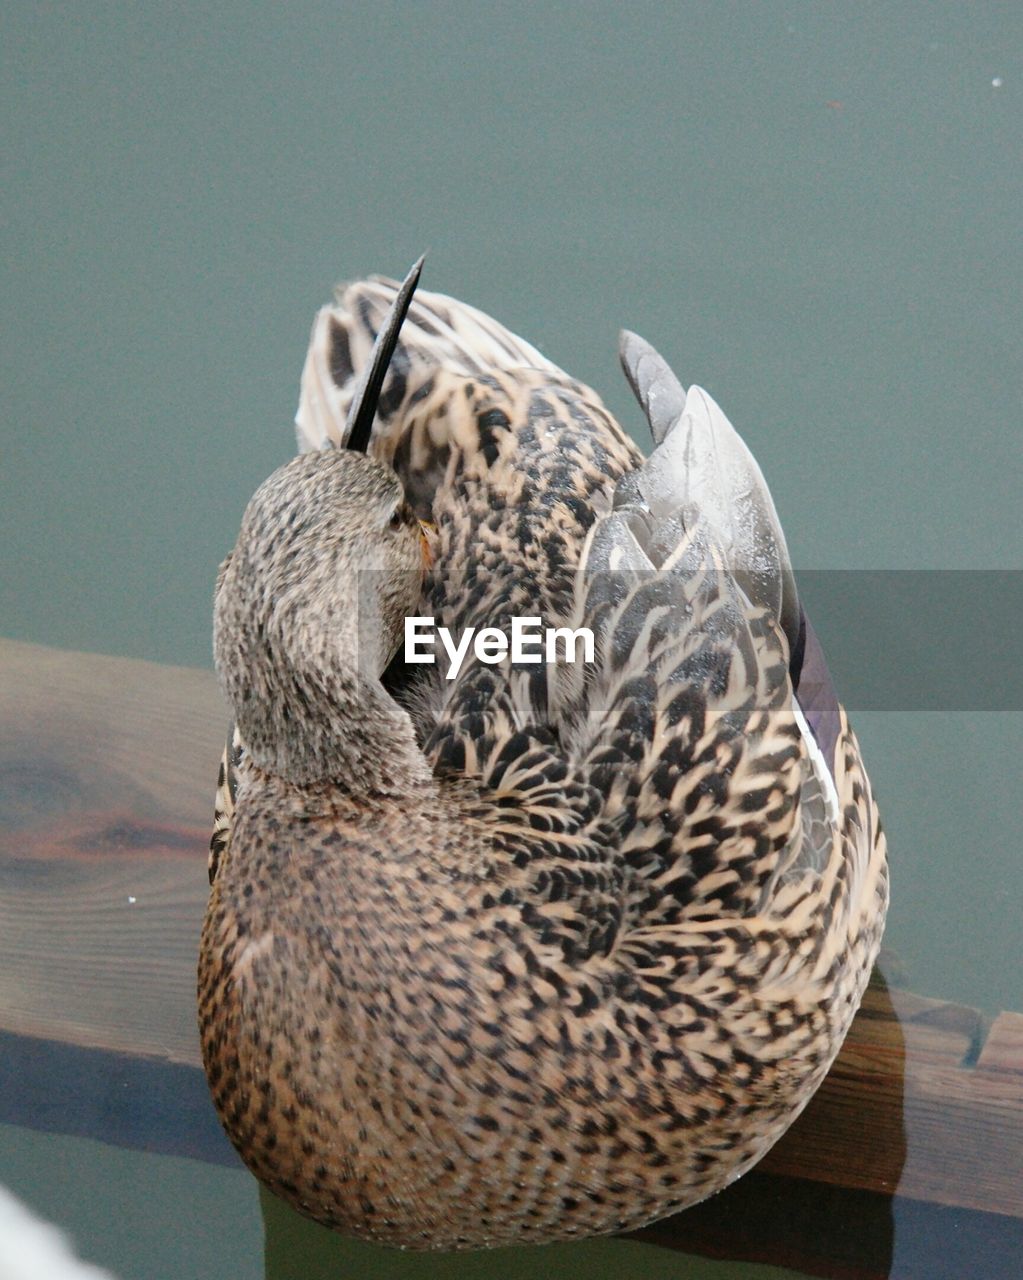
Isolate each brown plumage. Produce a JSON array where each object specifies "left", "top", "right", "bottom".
[{"left": 199, "top": 273, "right": 888, "bottom": 1249}]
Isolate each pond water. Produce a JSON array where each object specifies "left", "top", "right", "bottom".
[{"left": 2, "top": 4, "right": 1020, "bottom": 1278}]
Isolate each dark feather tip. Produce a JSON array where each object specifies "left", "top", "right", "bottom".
[{"left": 345, "top": 254, "right": 426, "bottom": 454}]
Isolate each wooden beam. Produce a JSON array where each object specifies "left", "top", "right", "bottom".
[
  {"left": 1, "top": 638, "right": 1020, "bottom": 1238},
  {"left": 0, "top": 638, "right": 222, "bottom": 1065},
  {"left": 760, "top": 980, "right": 1023, "bottom": 1218}
]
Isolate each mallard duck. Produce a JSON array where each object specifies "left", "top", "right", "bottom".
[{"left": 199, "top": 263, "right": 887, "bottom": 1249}]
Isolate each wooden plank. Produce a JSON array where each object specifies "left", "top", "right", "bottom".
[
  {"left": 759, "top": 980, "right": 1023, "bottom": 1218},
  {"left": 1, "top": 638, "right": 1021, "bottom": 1226},
  {"left": 0, "top": 638, "right": 222, "bottom": 1064},
  {"left": 0, "top": 637, "right": 224, "bottom": 825},
  {"left": 976, "top": 1012, "right": 1023, "bottom": 1074}
]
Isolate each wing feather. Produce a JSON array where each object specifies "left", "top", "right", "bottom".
[{"left": 560, "top": 333, "right": 845, "bottom": 921}]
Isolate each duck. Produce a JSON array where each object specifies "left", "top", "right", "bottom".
[{"left": 198, "top": 261, "right": 888, "bottom": 1250}]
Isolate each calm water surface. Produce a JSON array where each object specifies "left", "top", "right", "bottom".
[{"left": 2, "top": 4, "right": 1020, "bottom": 1277}]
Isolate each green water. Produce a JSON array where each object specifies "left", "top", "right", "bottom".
[
  {"left": 3, "top": 1128, "right": 800, "bottom": 1280},
  {"left": 2, "top": 3, "right": 1021, "bottom": 1277}
]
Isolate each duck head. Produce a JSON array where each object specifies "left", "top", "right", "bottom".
[
  {"left": 214, "top": 450, "right": 430, "bottom": 789},
  {"left": 215, "top": 257, "right": 432, "bottom": 791}
]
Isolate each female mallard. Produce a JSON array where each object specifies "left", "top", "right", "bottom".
[{"left": 199, "top": 264, "right": 887, "bottom": 1249}]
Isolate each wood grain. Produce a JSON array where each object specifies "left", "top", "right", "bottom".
[
  {"left": 1, "top": 637, "right": 1020, "bottom": 1224},
  {"left": 761, "top": 982, "right": 1023, "bottom": 1218},
  {"left": 0, "top": 638, "right": 222, "bottom": 1064}
]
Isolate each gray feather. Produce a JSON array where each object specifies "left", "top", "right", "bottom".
[
  {"left": 618, "top": 333, "right": 800, "bottom": 650},
  {"left": 619, "top": 329, "right": 686, "bottom": 446}
]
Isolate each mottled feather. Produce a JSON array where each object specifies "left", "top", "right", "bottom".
[{"left": 201, "top": 275, "right": 888, "bottom": 1250}]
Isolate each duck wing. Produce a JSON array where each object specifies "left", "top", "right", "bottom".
[{"left": 555, "top": 333, "right": 846, "bottom": 927}]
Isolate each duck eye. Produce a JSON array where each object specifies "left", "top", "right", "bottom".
[{"left": 389, "top": 509, "right": 404, "bottom": 530}]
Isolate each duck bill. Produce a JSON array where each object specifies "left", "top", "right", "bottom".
[{"left": 418, "top": 520, "right": 437, "bottom": 569}]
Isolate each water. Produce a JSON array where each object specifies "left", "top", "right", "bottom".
[{"left": 2, "top": 4, "right": 1020, "bottom": 1277}]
